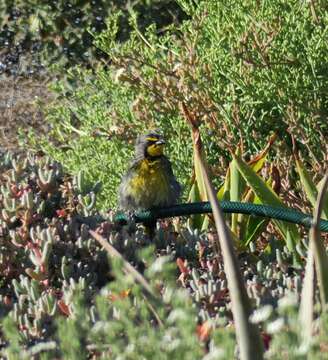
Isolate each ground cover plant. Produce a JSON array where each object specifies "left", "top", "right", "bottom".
[
  {"left": 0, "top": 149, "right": 328, "bottom": 359},
  {"left": 1, "top": 0, "right": 328, "bottom": 358}
]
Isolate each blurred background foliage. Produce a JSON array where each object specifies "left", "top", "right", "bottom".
[{"left": 0, "top": 0, "right": 186, "bottom": 74}]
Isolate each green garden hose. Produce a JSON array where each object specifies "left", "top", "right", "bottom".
[{"left": 115, "top": 201, "right": 328, "bottom": 232}]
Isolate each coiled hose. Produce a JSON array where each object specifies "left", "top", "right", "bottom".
[{"left": 115, "top": 201, "right": 328, "bottom": 232}]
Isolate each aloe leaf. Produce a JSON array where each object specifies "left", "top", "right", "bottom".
[
  {"left": 243, "top": 217, "right": 269, "bottom": 247},
  {"left": 241, "top": 182, "right": 270, "bottom": 246},
  {"left": 217, "top": 168, "right": 231, "bottom": 224},
  {"left": 237, "top": 136, "right": 275, "bottom": 243},
  {"left": 182, "top": 102, "right": 264, "bottom": 360},
  {"left": 250, "top": 156, "right": 267, "bottom": 173},
  {"left": 247, "top": 133, "right": 277, "bottom": 173},
  {"left": 310, "top": 174, "right": 328, "bottom": 306},
  {"left": 193, "top": 146, "right": 212, "bottom": 231},
  {"left": 298, "top": 243, "right": 314, "bottom": 343},
  {"left": 296, "top": 158, "right": 328, "bottom": 220},
  {"left": 217, "top": 167, "right": 230, "bottom": 201},
  {"left": 231, "top": 153, "right": 300, "bottom": 257},
  {"left": 199, "top": 148, "right": 264, "bottom": 360},
  {"left": 317, "top": 177, "right": 328, "bottom": 220},
  {"left": 230, "top": 147, "right": 244, "bottom": 235},
  {"left": 183, "top": 102, "right": 209, "bottom": 230},
  {"left": 187, "top": 180, "right": 204, "bottom": 229},
  {"left": 201, "top": 214, "right": 210, "bottom": 232},
  {"left": 193, "top": 141, "right": 208, "bottom": 202}
]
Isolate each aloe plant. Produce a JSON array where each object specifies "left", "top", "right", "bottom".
[{"left": 182, "top": 102, "right": 264, "bottom": 360}]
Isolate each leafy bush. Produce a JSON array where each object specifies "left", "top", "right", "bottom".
[{"left": 30, "top": 0, "right": 328, "bottom": 209}]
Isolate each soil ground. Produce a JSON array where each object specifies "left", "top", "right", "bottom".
[{"left": 0, "top": 75, "right": 52, "bottom": 151}]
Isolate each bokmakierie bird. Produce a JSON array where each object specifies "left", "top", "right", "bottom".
[{"left": 118, "top": 131, "right": 181, "bottom": 212}]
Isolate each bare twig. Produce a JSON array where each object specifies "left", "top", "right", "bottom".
[{"left": 309, "top": 0, "right": 320, "bottom": 24}]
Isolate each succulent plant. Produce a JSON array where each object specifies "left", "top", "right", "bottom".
[{"left": 0, "top": 150, "right": 327, "bottom": 358}]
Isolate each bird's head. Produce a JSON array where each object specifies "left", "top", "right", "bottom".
[{"left": 135, "top": 131, "right": 165, "bottom": 159}]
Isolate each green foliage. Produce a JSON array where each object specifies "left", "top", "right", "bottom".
[
  {"left": 57, "top": 285, "right": 89, "bottom": 360},
  {"left": 32, "top": 0, "right": 328, "bottom": 210},
  {"left": 29, "top": 64, "right": 195, "bottom": 209},
  {"left": 1, "top": 316, "right": 22, "bottom": 358},
  {"left": 8, "top": 0, "right": 328, "bottom": 356},
  {"left": 81, "top": 256, "right": 205, "bottom": 360},
  {"left": 295, "top": 155, "right": 328, "bottom": 220},
  {"left": 0, "top": 151, "right": 212, "bottom": 358}
]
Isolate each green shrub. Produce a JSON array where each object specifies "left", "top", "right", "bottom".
[{"left": 30, "top": 0, "right": 328, "bottom": 209}]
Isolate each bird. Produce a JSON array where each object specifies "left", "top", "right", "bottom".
[{"left": 118, "top": 131, "right": 181, "bottom": 220}]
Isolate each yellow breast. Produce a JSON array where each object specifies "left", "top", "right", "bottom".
[{"left": 128, "top": 159, "right": 170, "bottom": 208}]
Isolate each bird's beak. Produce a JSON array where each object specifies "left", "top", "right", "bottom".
[{"left": 155, "top": 139, "right": 165, "bottom": 145}]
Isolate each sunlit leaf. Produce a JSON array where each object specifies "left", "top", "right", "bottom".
[
  {"left": 310, "top": 174, "right": 328, "bottom": 306},
  {"left": 298, "top": 243, "right": 314, "bottom": 343},
  {"left": 217, "top": 167, "right": 230, "bottom": 201},
  {"left": 295, "top": 158, "right": 328, "bottom": 220},
  {"left": 231, "top": 153, "right": 301, "bottom": 259},
  {"left": 182, "top": 102, "right": 264, "bottom": 360},
  {"left": 248, "top": 133, "right": 277, "bottom": 173},
  {"left": 230, "top": 147, "right": 244, "bottom": 235},
  {"left": 187, "top": 180, "right": 204, "bottom": 229}
]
